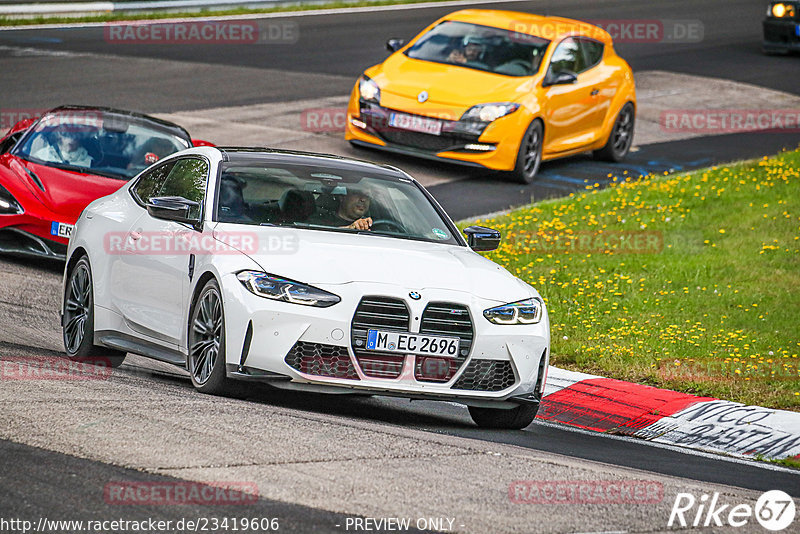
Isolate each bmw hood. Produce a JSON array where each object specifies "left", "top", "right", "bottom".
[{"left": 215, "top": 224, "right": 535, "bottom": 304}]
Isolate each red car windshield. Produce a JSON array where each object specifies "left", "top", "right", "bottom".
[{"left": 14, "top": 110, "right": 191, "bottom": 180}]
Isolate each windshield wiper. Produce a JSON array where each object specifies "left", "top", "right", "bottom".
[{"left": 47, "top": 162, "right": 125, "bottom": 180}]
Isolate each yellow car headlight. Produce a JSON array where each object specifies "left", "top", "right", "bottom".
[
  {"left": 358, "top": 76, "right": 380, "bottom": 103},
  {"left": 461, "top": 103, "right": 520, "bottom": 123}
]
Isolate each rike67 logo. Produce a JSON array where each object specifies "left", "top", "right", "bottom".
[{"left": 668, "top": 490, "right": 796, "bottom": 531}]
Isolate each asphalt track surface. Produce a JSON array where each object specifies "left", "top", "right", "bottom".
[{"left": 1, "top": 0, "right": 800, "bottom": 531}]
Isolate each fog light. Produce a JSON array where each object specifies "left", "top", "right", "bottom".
[
  {"left": 464, "top": 143, "right": 496, "bottom": 152},
  {"left": 351, "top": 118, "right": 367, "bottom": 129}
]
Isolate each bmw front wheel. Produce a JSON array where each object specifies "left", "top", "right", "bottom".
[
  {"left": 468, "top": 404, "right": 539, "bottom": 430},
  {"left": 188, "top": 278, "right": 232, "bottom": 395}
]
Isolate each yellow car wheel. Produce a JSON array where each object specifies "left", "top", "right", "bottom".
[
  {"left": 509, "top": 120, "right": 543, "bottom": 184},
  {"left": 593, "top": 102, "right": 635, "bottom": 162}
]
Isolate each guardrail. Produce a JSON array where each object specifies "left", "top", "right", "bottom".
[{"left": 0, "top": 0, "right": 332, "bottom": 17}]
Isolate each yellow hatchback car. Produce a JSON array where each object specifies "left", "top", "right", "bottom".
[{"left": 345, "top": 9, "right": 637, "bottom": 183}]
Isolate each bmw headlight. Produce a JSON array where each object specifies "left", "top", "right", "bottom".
[
  {"left": 484, "top": 298, "right": 543, "bottom": 325},
  {"left": 237, "top": 271, "right": 340, "bottom": 307},
  {"left": 461, "top": 103, "right": 520, "bottom": 123},
  {"left": 0, "top": 184, "right": 23, "bottom": 215},
  {"left": 359, "top": 76, "right": 381, "bottom": 103}
]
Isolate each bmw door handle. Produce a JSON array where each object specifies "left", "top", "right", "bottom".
[{"left": 590, "top": 88, "right": 599, "bottom": 96}]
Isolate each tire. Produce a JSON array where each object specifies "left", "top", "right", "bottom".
[
  {"left": 593, "top": 102, "right": 635, "bottom": 162},
  {"left": 508, "top": 120, "right": 543, "bottom": 184},
  {"left": 63, "top": 256, "right": 126, "bottom": 368},
  {"left": 468, "top": 404, "right": 539, "bottom": 430},
  {"left": 187, "top": 278, "right": 232, "bottom": 395}
]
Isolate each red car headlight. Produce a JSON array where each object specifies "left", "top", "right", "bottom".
[{"left": 0, "top": 184, "right": 23, "bottom": 214}]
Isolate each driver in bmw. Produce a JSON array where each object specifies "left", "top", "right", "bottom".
[{"left": 331, "top": 186, "right": 373, "bottom": 230}]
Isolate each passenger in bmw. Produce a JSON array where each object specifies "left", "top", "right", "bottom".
[{"left": 312, "top": 186, "right": 373, "bottom": 230}]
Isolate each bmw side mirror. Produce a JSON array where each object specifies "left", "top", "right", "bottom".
[
  {"left": 463, "top": 225, "right": 501, "bottom": 251},
  {"left": 146, "top": 196, "right": 201, "bottom": 227},
  {"left": 386, "top": 38, "right": 406, "bottom": 52},
  {"left": 542, "top": 70, "right": 577, "bottom": 87}
]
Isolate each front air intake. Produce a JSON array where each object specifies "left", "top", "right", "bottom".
[
  {"left": 351, "top": 296, "right": 409, "bottom": 379},
  {"left": 415, "top": 302, "right": 473, "bottom": 382},
  {"left": 284, "top": 341, "right": 359, "bottom": 380}
]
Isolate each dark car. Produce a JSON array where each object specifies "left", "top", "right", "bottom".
[{"left": 763, "top": 2, "right": 800, "bottom": 53}]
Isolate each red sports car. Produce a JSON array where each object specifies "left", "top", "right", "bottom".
[{"left": 0, "top": 105, "right": 210, "bottom": 259}]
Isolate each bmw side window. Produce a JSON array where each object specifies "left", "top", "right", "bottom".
[
  {"left": 548, "top": 38, "right": 584, "bottom": 75},
  {"left": 579, "top": 39, "right": 604, "bottom": 71},
  {"left": 156, "top": 158, "right": 209, "bottom": 219},
  {"left": 131, "top": 161, "right": 176, "bottom": 206}
]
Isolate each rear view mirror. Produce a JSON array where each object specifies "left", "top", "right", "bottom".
[
  {"left": 463, "top": 226, "right": 501, "bottom": 251},
  {"left": 146, "top": 196, "right": 201, "bottom": 226},
  {"left": 386, "top": 38, "right": 406, "bottom": 52},
  {"left": 543, "top": 70, "right": 577, "bottom": 87}
]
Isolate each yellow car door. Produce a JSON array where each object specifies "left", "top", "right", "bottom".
[{"left": 540, "top": 37, "right": 603, "bottom": 155}]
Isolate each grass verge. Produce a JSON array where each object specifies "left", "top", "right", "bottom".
[
  {"left": 0, "top": 0, "right": 450, "bottom": 27},
  {"left": 462, "top": 148, "right": 800, "bottom": 410}
]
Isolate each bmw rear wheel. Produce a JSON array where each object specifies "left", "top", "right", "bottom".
[
  {"left": 63, "top": 256, "right": 126, "bottom": 367},
  {"left": 468, "top": 404, "right": 539, "bottom": 430},
  {"left": 509, "top": 120, "right": 543, "bottom": 184},
  {"left": 594, "top": 102, "right": 635, "bottom": 162},
  {"left": 188, "top": 279, "right": 231, "bottom": 395}
]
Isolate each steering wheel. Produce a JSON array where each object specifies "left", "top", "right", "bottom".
[
  {"left": 370, "top": 219, "right": 407, "bottom": 233},
  {"left": 506, "top": 59, "right": 532, "bottom": 72}
]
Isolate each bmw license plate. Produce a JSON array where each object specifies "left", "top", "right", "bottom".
[
  {"left": 388, "top": 112, "right": 442, "bottom": 136},
  {"left": 366, "top": 329, "right": 459, "bottom": 357},
  {"left": 50, "top": 221, "right": 74, "bottom": 239}
]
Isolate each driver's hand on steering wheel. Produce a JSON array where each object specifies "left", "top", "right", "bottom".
[{"left": 345, "top": 217, "right": 372, "bottom": 230}]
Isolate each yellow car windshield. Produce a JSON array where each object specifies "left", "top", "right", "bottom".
[{"left": 405, "top": 20, "right": 550, "bottom": 76}]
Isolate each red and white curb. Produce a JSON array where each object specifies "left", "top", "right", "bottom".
[{"left": 540, "top": 367, "right": 800, "bottom": 461}]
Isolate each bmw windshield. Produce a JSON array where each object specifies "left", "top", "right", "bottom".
[
  {"left": 405, "top": 20, "right": 550, "bottom": 76},
  {"left": 214, "top": 160, "right": 461, "bottom": 245},
  {"left": 14, "top": 109, "right": 191, "bottom": 180}
]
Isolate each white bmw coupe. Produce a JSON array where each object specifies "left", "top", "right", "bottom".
[{"left": 62, "top": 147, "right": 549, "bottom": 429}]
